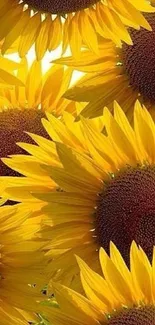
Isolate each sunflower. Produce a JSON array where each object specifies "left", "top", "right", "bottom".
[
  {"left": 0, "top": 58, "right": 78, "bottom": 177},
  {"left": 0, "top": 1, "right": 154, "bottom": 59},
  {"left": 41, "top": 242, "right": 155, "bottom": 325},
  {"left": 55, "top": 11, "right": 155, "bottom": 122},
  {"left": 1, "top": 101, "right": 155, "bottom": 288},
  {"left": 0, "top": 202, "right": 46, "bottom": 325}
]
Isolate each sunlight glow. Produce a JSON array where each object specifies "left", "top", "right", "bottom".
[{"left": 6, "top": 46, "right": 83, "bottom": 86}]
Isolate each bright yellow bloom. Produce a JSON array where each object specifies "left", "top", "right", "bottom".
[
  {"left": 42, "top": 242, "right": 155, "bottom": 325},
  {"left": 1, "top": 101, "right": 155, "bottom": 288},
  {"left": 0, "top": 1, "right": 154, "bottom": 59},
  {"left": 0, "top": 202, "right": 46, "bottom": 325},
  {"left": 55, "top": 11, "right": 155, "bottom": 121},
  {"left": 0, "top": 58, "right": 81, "bottom": 177}
]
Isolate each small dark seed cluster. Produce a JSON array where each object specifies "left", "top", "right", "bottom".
[
  {"left": 122, "top": 13, "right": 155, "bottom": 102},
  {"left": 25, "top": 0, "right": 99, "bottom": 14},
  {"left": 108, "top": 306, "right": 155, "bottom": 325},
  {"left": 95, "top": 166, "right": 155, "bottom": 264},
  {"left": 0, "top": 109, "right": 49, "bottom": 177}
]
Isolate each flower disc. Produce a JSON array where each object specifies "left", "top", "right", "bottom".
[
  {"left": 122, "top": 13, "right": 155, "bottom": 103},
  {"left": 95, "top": 166, "right": 155, "bottom": 263},
  {"left": 0, "top": 109, "right": 48, "bottom": 176},
  {"left": 109, "top": 306, "right": 155, "bottom": 325},
  {"left": 25, "top": 0, "right": 99, "bottom": 14}
]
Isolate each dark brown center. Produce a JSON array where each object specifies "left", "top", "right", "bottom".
[
  {"left": 122, "top": 14, "right": 155, "bottom": 103},
  {"left": 108, "top": 306, "right": 155, "bottom": 325},
  {"left": 95, "top": 166, "right": 155, "bottom": 264},
  {"left": 0, "top": 109, "right": 49, "bottom": 177},
  {"left": 24, "top": 0, "right": 99, "bottom": 14}
]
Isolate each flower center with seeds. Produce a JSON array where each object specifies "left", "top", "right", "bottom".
[
  {"left": 108, "top": 306, "right": 155, "bottom": 325},
  {"left": 95, "top": 166, "right": 155, "bottom": 264},
  {"left": 122, "top": 13, "right": 155, "bottom": 103},
  {"left": 0, "top": 109, "right": 49, "bottom": 177},
  {"left": 24, "top": 0, "right": 99, "bottom": 14}
]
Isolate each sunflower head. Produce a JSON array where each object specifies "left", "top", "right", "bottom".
[
  {"left": 122, "top": 13, "right": 155, "bottom": 104},
  {"left": 41, "top": 242, "right": 155, "bottom": 325},
  {"left": 2, "top": 101, "right": 155, "bottom": 285},
  {"left": 0, "top": 0, "right": 154, "bottom": 59},
  {"left": 107, "top": 306, "right": 155, "bottom": 325},
  {"left": 0, "top": 60, "right": 77, "bottom": 177},
  {"left": 55, "top": 9, "right": 155, "bottom": 120},
  {"left": 95, "top": 165, "right": 155, "bottom": 264},
  {"left": 0, "top": 108, "right": 48, "bottom": 177},
  {"left": 25, "top": 0, "right": 99, "bottom": 14}
]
